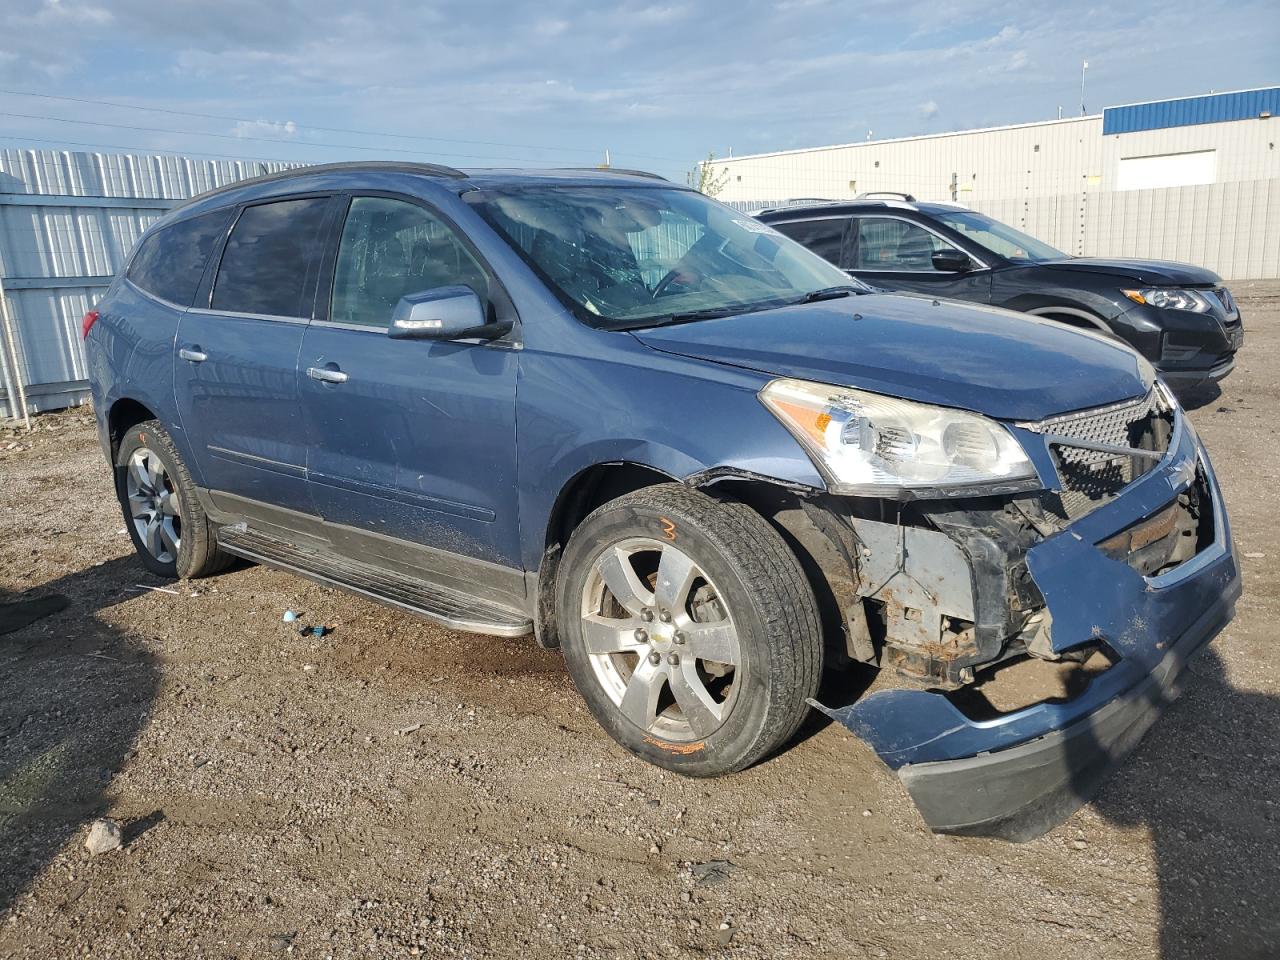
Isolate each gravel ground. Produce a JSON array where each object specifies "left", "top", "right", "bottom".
[{"left": 1, "top": 282, "right": 1277, "bottom": 960}]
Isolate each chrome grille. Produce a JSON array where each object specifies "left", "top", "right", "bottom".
[{"left": 1024, "top": 388, "right": 1172, "bottom": 520}]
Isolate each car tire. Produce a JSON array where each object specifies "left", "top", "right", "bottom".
[
  {"left": 557, "top": 483, "right": 822, "bottom": 776},
  {"left": 114, "top": 419, "right": 233, "bottom": 580}
]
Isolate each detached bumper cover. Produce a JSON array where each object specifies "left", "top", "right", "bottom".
[{"left": 812, "top": 412, "right": 1240, "bottom": 840}]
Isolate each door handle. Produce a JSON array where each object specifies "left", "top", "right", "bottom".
[
  {"left": 179, "top": 347, "right": 208, "bottom": 362},
  {"left": 307, "top": 365, "right": 349, "bottom": 384}
]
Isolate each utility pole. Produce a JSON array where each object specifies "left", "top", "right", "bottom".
[{"left": 1080, "top": 60, "right": 1088, "bottom": 116}]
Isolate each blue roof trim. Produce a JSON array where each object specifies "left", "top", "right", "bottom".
[{"left": 1103, "top": 87, "right": 1280, "bottom": 135}]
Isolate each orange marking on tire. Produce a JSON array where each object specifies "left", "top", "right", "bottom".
[
  {"left": 659, "top": 517, "right": 677, "bottom": 541},
  {"left": 644, "top": 735, "right": 704, "bottom": 754}
]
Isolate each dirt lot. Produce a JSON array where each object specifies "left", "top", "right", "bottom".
[{"left": 2, "top": 284, "right": 1278, "bottom": 960}]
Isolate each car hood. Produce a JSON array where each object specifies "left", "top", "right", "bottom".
[
  {"left": 1038, "top": 257, "right": 1220, "bottom": 285},
  {"left": 631, "top": 294, "right": 1151, "bottom": 422}
]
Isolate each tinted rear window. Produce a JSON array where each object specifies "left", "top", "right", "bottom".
[
  {"left": 212, "top": 198, "right": 331, "bottom": 318},
  {"left": 126, "top": 209, "right": 233, "bottom": 306},
  {"left": 770, "top": 218, "right": 847, "bottom": 266}
]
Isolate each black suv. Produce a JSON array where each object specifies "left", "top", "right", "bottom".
[{"left": 757, "top": 196, "right": 1243, "bottom": 386}]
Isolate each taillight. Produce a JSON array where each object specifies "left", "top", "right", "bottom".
[{"left": 81, "top": 310, "right": 99, "bottom": 339}]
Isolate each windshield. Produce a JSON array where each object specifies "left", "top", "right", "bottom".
[
  {"left": 929, "top": 209, "right": 1066, "bottom": 263},
  {"left": 471, "top": 185, "right": 856, "bottom": 328}
]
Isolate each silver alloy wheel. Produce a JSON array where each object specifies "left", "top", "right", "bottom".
[
  {"left": 581, "top": 537, "right": 742, "bottom": 742},
  {"left": 125, "top": 447, "right": 182, "bottom": 564}
]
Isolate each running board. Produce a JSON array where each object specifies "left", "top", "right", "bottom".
[{"left": 216, "top": 524, "right": 532, "bottom": 637}]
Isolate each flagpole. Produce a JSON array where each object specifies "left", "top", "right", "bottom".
[{"left": 1080, "top": 60, "right": 1089, "bottom": 116}]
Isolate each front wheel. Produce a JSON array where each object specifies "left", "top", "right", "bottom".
[{"left": 557, "top": 484, "right": 822, "bottom": 776}]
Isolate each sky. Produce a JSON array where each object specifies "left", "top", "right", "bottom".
[{"left": 2, "top": 0, "right": 1278, "bottom": 182}]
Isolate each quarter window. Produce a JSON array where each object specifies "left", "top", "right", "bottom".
[
  {"left": 127, "top": 208, "right": 233, "bottom": 306},
  {"left": 331, "top": 197, "right": 488, "bottom": 327},
  {"left": 212, "top": 197, "right": 331, "bottom": 318},
  {"left": 852, "top": 217, "right": 960, "bottom": 272},
  {"left": 770, "top": 218, "right": 847, "bottom": 266}
]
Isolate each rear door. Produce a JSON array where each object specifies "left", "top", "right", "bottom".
[
  {"left": 846, "top": 215, "right": 991, "bottom": 302},
  {"left": 174, "top": 195, "right": 338, "bottom": 517},
  {"left": 298, "top": 194, "right": 522, "bottom": 581}
]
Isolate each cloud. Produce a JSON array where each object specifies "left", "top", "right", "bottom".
[
  {"left": 533, "top": 17, "right": 568, "bottom": 37},
  {"left": 1, "top": 0, "right": 1275, "bottom": 177},
  {"left": 628, "top": 4, "right": 690, "bottom": 24},
  {"left": 233, "top": 119, "right": 298, "bottom": 139},
  {"left": 31, "top": 0, "right": 114, "bottom": 25}
]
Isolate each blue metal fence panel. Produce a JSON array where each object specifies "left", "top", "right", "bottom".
[{"left": 1103, "top": 87, "right": 1280, "bottom": 135}]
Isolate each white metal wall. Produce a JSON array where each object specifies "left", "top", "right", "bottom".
[
  {"left": 715, "top": 117, "right": 1107, "bottom": 205},
  {"left": 0, "top": 149, "right": 302, "bottom": 419},
  {"left": 715, "top": 113, "right": 1280, "bottom": 280},
  {"left": 976, "top": 178, "right": 1280, "bottom": 280},
  {"left": 714, "top": 114, "right": 1280, "bottom": 205}
]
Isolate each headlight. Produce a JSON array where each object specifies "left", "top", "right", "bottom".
[
  {"left": 759, "top": 378, "right": 1038, "bottom": 497},
  {"left": 1122, "top": 287, "right": 1211, "bottom": 313}
]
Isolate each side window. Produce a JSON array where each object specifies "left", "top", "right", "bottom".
[
  {"left": 212, "top": 197, "right": 331, "bottom": 318},
  {"left": 126, "top": 208, "right": 233, "bottom": 306},
  {"left": 770, "top": 218, "right": 847, "bottom": 266},
  {"left": 331, "top": 197, "right": 488, "bottom": 327},
  {"left": 852, "top": 217, "right": 957, "bottom": 272}
]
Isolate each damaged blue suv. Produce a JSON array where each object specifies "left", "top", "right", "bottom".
[{"left": 85, "top": 162, "right": 1239, "bottom": 840}]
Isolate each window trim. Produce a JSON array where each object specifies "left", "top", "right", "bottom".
[
  {"left": 202, "top": 191, "right": 339, "bottom": 322},
  {"left": 848, "top": 213, "right": 990, "bottom": 275},
  {"left": 314, "top": 190, "right": 521, "bottom": 343},
  {"left": 123, "top": 276, "right": 190, "bottom": 313}
]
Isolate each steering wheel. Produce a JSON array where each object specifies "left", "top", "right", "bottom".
[{"left": 652, "top": 267, "right": 700, "bottom": 300}]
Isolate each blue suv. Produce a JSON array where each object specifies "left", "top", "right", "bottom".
[{"left": 85, "top": 162, "right": 1240, "bottom": 840}]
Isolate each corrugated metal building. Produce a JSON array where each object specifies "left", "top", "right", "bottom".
[
  {"left": 713, "top": 87, "right": 1280, "bottom": 279},
  {"left": 0, "top": 149, "right": 301, "bottom": 420}
]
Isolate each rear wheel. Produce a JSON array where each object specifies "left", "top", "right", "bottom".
[
  {"left": 557, "top": 484, "right": 822, "bottom": 776},
  {"left": 114, "top": 420, "right": 232, "bottom": 579}
]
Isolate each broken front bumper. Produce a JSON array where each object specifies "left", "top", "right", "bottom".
[{"left": 812, "top": 410, "right": 1240, "bottom": 841}]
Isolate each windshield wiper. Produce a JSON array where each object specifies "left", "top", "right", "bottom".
[
  {"left": 795, "top": 285, "right": 863, "bottom": 304},
  {"left": 650, "top": 307, "right": 743, "bottom": 325}
]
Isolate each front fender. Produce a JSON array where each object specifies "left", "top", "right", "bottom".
[{"left": 515, "top": 341, "right": 826, "bottom": 570}]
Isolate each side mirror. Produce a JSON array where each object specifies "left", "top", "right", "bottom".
[
  {"left": 388, "top": 285, "right": 506, "bottom": 341},
  {"left": 931, "top": 248, "right": 973, "bottom": 273}
]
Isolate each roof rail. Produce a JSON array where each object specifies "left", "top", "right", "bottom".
[
  {"left": 184, "top": 160, "right": 467, "bottom": 205},
  {"left": 855, "top": 191, "right": 916, "bottom": 202},
  {"left": 752, "top": 197, "right": 841, "bottom": 215},
  {"left": 554, "top": 167, "right": 668, "bottom": 181}
]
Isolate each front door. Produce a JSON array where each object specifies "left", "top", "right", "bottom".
[
  {"left": 174, "top": 195, "right": 336, "bottom": 517},
  {"left": 847, "top": 215, "right": 991, "bottom": 303},
  {"left": 298, "top": 195, "right": 522, "bottom": 589}
]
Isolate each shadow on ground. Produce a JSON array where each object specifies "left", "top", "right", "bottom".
[
  {"left": 1089, "top": 647, "right": 1280, "bottom": 958},
  {"left": 0, "top": 557, "right": 160, "bottom": 913},
  {"left": 1171, "top": 381, "right": 1223, "bottom": 411}
]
